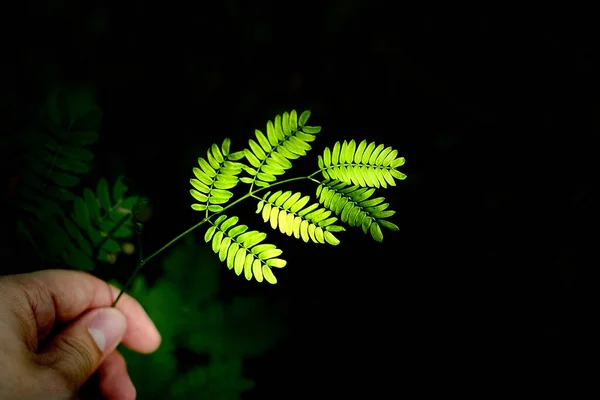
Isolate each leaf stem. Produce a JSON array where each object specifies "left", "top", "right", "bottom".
[
  {"left": 112, "top": 173, "right": 320, "bottom": 307},
  {"left": 94, "top": 214, "right": 129, "bottom": 261},
  {"left": 136, "top": 225, "right": 144, "bottom": 264}
]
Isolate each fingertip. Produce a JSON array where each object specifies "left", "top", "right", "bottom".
[
  {"left": 97, "top": 350, "right": 137, "bottom": 400},
  {"left": 127, "top": 326, "right": 161, "bottom": 355},
  {"left": 140, "top": 326, "right": 162, "bottom": 354},
  {"left": 114, "top": 295, "right": 161, "bottom": 354}
]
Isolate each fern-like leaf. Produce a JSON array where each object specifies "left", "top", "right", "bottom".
[
  {"left": 239, "top": 110, "right": 321, "bottom": 188},
  {"left": 190, "top": 138, "right": 245, "bottom": 213},
  {"left": 13, "top": 88, "right": 139, "bottom": 269},
  {"left": 204, "top": 215, "right": 286, "bottom": 284},
  {"left": 86, "top": 176, "right": 140, "bottom": 262},
  {"left": 317, "top": 140, "right": 407, "bottom": 188},
  {"left": 316, "top": 179, "right": 399, "bottom": 242},
  {"left": 19, "top": 88, "right": 101, "bottom": 203},
  {"left": 24, "top": 176, "right": 139, "bottom": 270},
  {"left": 255, "top": 190, "right": 344, "bottom": 245}
]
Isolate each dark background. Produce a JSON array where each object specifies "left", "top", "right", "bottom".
[{"left": 1, "top": 2, "right": 595, "bottom": 396}]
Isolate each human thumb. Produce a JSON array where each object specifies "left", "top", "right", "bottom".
[{"left": 39, "top": 307, "right": 127, "bottom": 393}]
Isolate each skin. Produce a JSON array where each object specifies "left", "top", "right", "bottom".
[{"left": 0, "top": 269, "right": 161, "bottom": 400}]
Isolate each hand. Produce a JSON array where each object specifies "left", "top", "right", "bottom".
[{"left": 0, "top": 269, "right": 161, "bottom": 400}]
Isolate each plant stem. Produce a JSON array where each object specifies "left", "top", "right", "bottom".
[
  {"left": 112, "top": 173, "right": 320, "bottom": 307},
  {"left": 94, "top": 214, "right": 129, "bottom": 261}
]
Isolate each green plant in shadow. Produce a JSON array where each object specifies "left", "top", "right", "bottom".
[
  {"left": 114, "top": 109, "right": 407, "bottom": 305},
  {"left": 15, "top": 87, "right": 139, "bottom": 270},
  {"left": 113, "top": 235, "right": 285, "bottom": 399}
]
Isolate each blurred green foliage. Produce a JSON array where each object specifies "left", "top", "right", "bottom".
[
  {"left": 112, "top": 235, "right": 286, "bottom": 399},
  {"left": 13, "top": 86, "right": 141, "bottom": 271}
]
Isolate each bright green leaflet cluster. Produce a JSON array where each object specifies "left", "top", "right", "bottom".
[
  {"left": 188, "top": 109, "right": 407, "bottom": 284},
  {"left": 190, "top": 138, "right": 245, "bottom": 214},
  {"left": 318, "top": 139, "right": 407, "bottom": 188},
  {"left": 204, "top": 215, "right": 285, "bottom": 284},
  {"left": 17, "top": 88, "right": 139, "bottom": 270},
  {"left": 255, "top": 190, "right": 344, "bottom": 245},
  {"left": 316, "top": 179, "right": 399, "bottom": 242},
  {"left": 239, "top": 109, "right": 319, "bottom": 190}
]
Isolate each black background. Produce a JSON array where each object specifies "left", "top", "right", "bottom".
[{"left": 1, "top": 2, "right": 595, "bottom": 396}]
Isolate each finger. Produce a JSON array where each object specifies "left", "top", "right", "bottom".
[
  {"left": 9, "top": 269, "right": 161, "bottom": 354},
  {"left": 38, "top": 307, "right": 126, "bottom": 395},
  {"left": 97, "top": 350, "right": 136, "bottom": 400}
]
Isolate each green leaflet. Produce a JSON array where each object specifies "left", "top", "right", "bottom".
[
  {"left": 317, "top": 139, "right": 407, "bottom": 188},
  {"left": 255, "top": 190, "right": 343, "bottom": 246},
  {"left": 240, "top": 110, "right": 321, "bottom": 188},
  {"left": 315, "top": 179, "right": 399, "bottom": 242},
  {"left": 204, "top": 215, "right": 285, "bottom": 284},
  {"left": 190, "top": 138, "right": 243, "bottom": 213}
]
